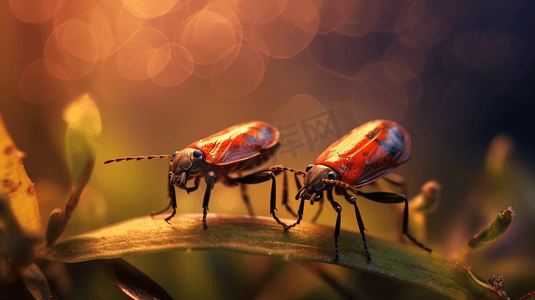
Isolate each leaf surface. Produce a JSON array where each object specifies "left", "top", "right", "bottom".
[{"left": 46, "top": 214, "right": 501, "bottom": 300}]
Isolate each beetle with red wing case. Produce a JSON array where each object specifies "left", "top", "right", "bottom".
[
  {"left": 271, "top": 119, "right": 431, "bottom": 261},
  {"left": 104, "top": 121, "right": 287, "bottom": 229}
]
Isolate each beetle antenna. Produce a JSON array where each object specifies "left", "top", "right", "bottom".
[
  {"left": 270, "top": 166, "right": 306, "bottom": 177},
  {"left": 322, "top": 179, "right": 359, "bottom": 194},
  {"left": 103, "top": 155, "right": 172, "bottom": 164}
]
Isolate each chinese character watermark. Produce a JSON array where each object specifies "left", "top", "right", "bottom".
[{"left": 273, "top": 109, "right": 343, "bottom": 164}]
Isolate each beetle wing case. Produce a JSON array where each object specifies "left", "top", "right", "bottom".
[
  {"left": 314, "top": 120, "right": 411, "bottom": 187},
  {"left": 188, "top": 121, "right": 280, "bottom": 166}
]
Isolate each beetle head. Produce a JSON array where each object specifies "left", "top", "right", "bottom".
[
  {"left": 296, "top": 164, "right": 339, "bottom": 200},
  {"left": 169, "top": 148, "right": 204, "bottom": 188}
]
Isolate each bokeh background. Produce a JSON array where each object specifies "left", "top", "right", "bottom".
[{"left": 1, "top": 0, "right": 534, "bottom": 299}]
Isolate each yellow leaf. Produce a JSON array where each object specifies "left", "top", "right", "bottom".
[
  {"left": 63, "top": 94, "right": 102, "bottom": 138},
  {"left": 0, "top": 114, "right": 42, "bottom": 234}
]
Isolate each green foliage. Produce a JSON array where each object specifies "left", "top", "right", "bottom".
[
  {"left": 46, "top": 214, "right": 502, "bottom": 299},
  {"left": 468, "top": 207, "right": 514, "bottom": 249},
  {"left": 0, "top": 110, "right": 518, "bottom": 299},
  {"left": 63, "top": 93, "right": 101, "bottom": 189},
  {"left": 45, "top": 94, "right": 102, "bottom": 246}
]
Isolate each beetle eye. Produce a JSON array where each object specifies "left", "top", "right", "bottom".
[
  {"left": 327, "top": 171, "right": 338, "bottom": 180},
  {"left": 305, "top": 164, "right": 314, "bottom": 172},
  {"left": 172, "top": 151, "right": 178, "bottom": 158},
  {"left": 193, "top": 150, "right": 203, "bottom": 158}
]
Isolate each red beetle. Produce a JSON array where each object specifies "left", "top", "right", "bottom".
[
  {"left": 104, "top": 121, "right": 286, "bottom": 229},
  {"left": 271, "top": 119, "right": 431, "bottom": 261}
]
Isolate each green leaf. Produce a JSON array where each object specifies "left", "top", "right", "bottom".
[
  {"left": 468, "top": 207, "right": 514, "bottom": 249},
  {"left": 63, "top": 93, "right": 101, "bottom": 189},
  {"left": 46, "top": 214, "right": 501, "bottom": 300},
  {"left": 46, "top": 94, "right": 101, "bottom": 245},
  {"left": 452, "top": 207, "right": 515, "bottom": 264}
]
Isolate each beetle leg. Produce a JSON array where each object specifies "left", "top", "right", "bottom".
[
  {"left": 344, "top": 191, "right": 372, "bottom": 261},
  {"left": 165, "top": 172, "right": 178, "bottom": 223},
  {"left": 186, "top": 176, "right": 201, "bottom": 194},
  {"left": 266, "top": 171, "right": 290, "bottom": 230},
  {"left": 239, "top": 184, "right": 255, "bottom": 216},
  {"left": 202, "top": 172, "right": 216, "bottom": 229},
  {"left": 355, "top": 190, "right": 432, "bottom": 253},
  {"left": 150, "top": 202, "right": 171, "bottom": 217},
  {"left": 281, "top": 170, "right": 298, "bottom": 217},
  {"left": 232, "top": 171, "right": 289, "bottom": 230},
  {"left": 151, "top": 168, "right": 177, "bottom": 223},
  {"left": 327, "top": 189, "right": 342, "bottom": 261},
  {"left": 285, "top": 197, "right": 305, "bottom": 230},
  {"left": 310, "top": 193, "right": 324, "bottom": 223},
  {"left": 286, "top": 191, "right": 326, "bottom": 229},
  {"left": 165, "top": 172, "right": 188, "bottom": 223},
  {"left": 269, "top": 166, "right": 304, "bottom": 217}
]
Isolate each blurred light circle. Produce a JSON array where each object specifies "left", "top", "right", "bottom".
[
  {"left": 381, "top": 62, "right": 419, "bottom": 86},
  {"left": 211, "top": 45, "right": 265, "bottom": 98},
  {"left": 44, "top": 19, "right": 100, "bottom": 80},
  {"left": 117, "top": 27, "right": 169, "bottom": 81},
  {"left": 91, "top": 4, "right": 115, "bottom": 61},
  {"left": 384, "top": 38, "right": 427, "bottom": 77},
  {"left": 157, "top": 4, "right": 190, "bottom": 39},
  {"left": 372, "top": 0, "right": 421, "bottom": 33},
  {"left": 90, "top": 0, "right": 147, "bottom": 61},
  {"left": 149, "top": 43, "right": 194, "bottom": 87},
  {"left": 317, "top": 0, "right": 356, "bottom": 34},
  {"left": 122, "top": 0, "right": 178, "bottom": 19},
  {"left": 392, "top": 0, "right": 425, "bottom": 32},
  {"left": 243, "top": 0, "right": 319, "bottom": 59},
  {"left": 9, "top": 0, "right": 64, "bottom": 23},
  {"left": 475, "top": 21, "right": 533, "bottom": 80},
  {"left": 177, "top": 10, "right": 237, "bottom": 65},
  {"left": 19, "top": 58, "right": 65, "bottom": 103},
  {"left": 237, "top": 0, "right": 287, "bottom": 24},
  {"left": 324, "top": 0, "right": 379, "bottom": 37},
  {"left": 350, "top": 63, "right": 416, "bottom": 122},
  {"left": 308, "top": 33, "right": 381, "bottom": 78},
  {"left": 452, "top": 30, "right": 481, "bottom": 69},
  {"left": 400, "top": 1, "right": 456, "bottom": 48}
]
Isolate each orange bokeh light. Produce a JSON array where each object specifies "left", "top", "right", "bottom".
[
  {"left": 211, "top": 44, "right": 265, "bottom": 98},
  {"left": 45, "top": 19, "right": 100, "bottom": 80},
  {"left": 242, "top": 0, "right": 319, "bottom": 58},
  {"left": 122, "top": 0, "right": 178, "bottom": 19},
  {"left": 117, "top": 27, "right": 169, "bottom": 81},
  {"left": 19, "top": 58, "right": 65, "bottom": 103},
  {"left": 9, "top": 0, "right": 64, "bottom": 23},
  {"left": 177, "top": 10, "right": 237, "bottom": 65},
  {"left": 90, "top": 0, "right": 145, "bottom": 60},
  {"left": 149, "top": 43, "right": 195, "bottom": 87}
]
